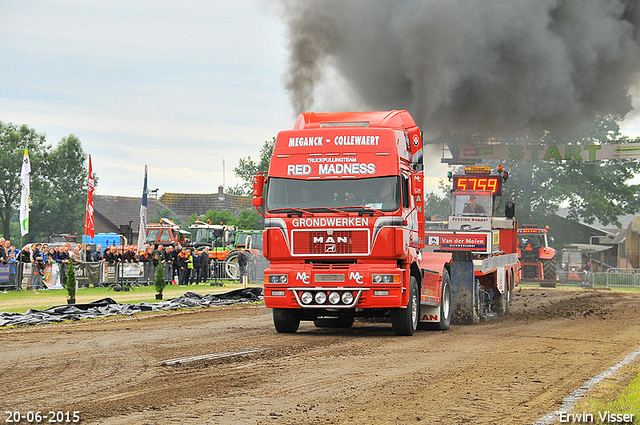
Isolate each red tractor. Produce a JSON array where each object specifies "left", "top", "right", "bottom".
[{"left": 517, "top": 225, "right": 557, "bottom": 286}]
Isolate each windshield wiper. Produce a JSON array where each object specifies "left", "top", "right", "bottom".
[
  {"left": 336, "top": 206, "right": 383, "bottom": 216},
  {"left": 301, "top": 207, "right": 349, "bottom": 215},
  {"left": 268, "top": 208, "right": 308, "bottom": 217}
]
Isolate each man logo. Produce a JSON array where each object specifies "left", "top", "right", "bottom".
[
  {"left": 296, "top": 272, "right": 310, "bottom": 284},
  {"left": 428, "top": 236, "right": 440, "bottom": 245},
  {"left": 349, "top": 271, "right": 364, "bottom": 284},
  {"left": 325, "top": 245, "right": 336, "bottom": 253}
]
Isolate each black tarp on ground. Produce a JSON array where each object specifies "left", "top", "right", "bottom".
[{"left": 0, "top": 287, "right": 263, "bottom": 327}]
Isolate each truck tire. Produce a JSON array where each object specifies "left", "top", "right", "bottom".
[
  {"left": 542, "top": 257, "right": 557, "bottom": 281},
  {"left": 419, "top": 269, "right": 451, "bottom": 331},
  {"left": 391, "top": 276, "right": 419, "bottom": 336},
  {"left": 273, "top": 308, "right": 300, "bottom": 333},
  {"left": 314, "top": 316, "right": 355, "bottom": 329}
]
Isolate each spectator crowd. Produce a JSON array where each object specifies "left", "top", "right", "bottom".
[{"left": 0, "top": 237, "right": 232, "bottom": 289}]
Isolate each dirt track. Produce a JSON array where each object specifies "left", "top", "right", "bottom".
[{"left": 2, "top": 287, "right": 640, "bottom": 425}]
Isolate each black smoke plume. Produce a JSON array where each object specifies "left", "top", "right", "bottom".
[{"left": 275, "top": 0, "right": 640, "bottom": 138}]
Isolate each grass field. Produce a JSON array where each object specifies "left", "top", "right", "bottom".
[
  {"left": 574, "top": 363, "right": 640, "bottom": 424},
  {"left": 0, "top": 280, "right": 262, "bottom": 314}
]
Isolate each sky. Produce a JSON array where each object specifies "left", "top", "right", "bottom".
[
  {"left": 1, "top": 1, "right": 640, "bottom": 199},
  {"left": 0, "top": 0, "right": 294, "bottom": 197}
]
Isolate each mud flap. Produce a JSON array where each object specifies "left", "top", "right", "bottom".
[{"left": 449, "top": 251, "right": 475, "bottom": 325}]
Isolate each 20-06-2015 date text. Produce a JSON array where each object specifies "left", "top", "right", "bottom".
[{"left": 5, "top": 411, "right": 80, "bottom": 423}]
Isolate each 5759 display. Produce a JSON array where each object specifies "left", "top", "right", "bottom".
[{"left": 453, "top": 175, "right": 502, "bottom": 195}]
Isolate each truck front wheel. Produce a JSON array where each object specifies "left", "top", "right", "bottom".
[
  {"left": 391, "top": 276, "right": 419, "bottom": 336},
  {"left": 273, "top": 308, "right": 300, "bottom": 333}
]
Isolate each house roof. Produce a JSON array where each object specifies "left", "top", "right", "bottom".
[
  {"left": 159, "top": 192, "right": 252, "bottom": 222},
  {"left": 94, "top": 195, "right": 175, "bottom": 233},
  {"left": 555, "top": 208, "right": 636, "bottom": 234}
]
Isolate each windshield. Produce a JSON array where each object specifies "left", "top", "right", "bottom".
[
  {"left": 145, "top": 229, "right": 161, "bottom": 243},
  {"left": 266, "top": 176, "right": 400, "bottom": 212},
  {"left": 236, "top": 232, "right": 263, "bottom": 250},
  {"left": 519, "top": 234, "right": 547, "bottom": 248},
  {"left": 450, "top": 191, "right": 492, "bottom": 217},
  {"left": 562, "top": 250, "right": 582, "bottom": 264}
]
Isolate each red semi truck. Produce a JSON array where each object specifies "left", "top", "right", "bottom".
[{"left": 252, "top": 110, "right": 519, "bottom": 335}]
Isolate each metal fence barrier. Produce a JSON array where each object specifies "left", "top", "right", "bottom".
[
  {"left": 556, "top": 269, "right": 640, "bottom": 289},
  {"left": 0, "top": 257, "right": 270, "bottom": 291}
]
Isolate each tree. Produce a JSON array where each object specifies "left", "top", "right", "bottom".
[
  {"left": 0, "top": 122, "right": 47, "bottom": 240},
  {"left": 424, "top": 190, "right": 450, "bottom": 219},
  {"left": 149, "top": 207, "right": 181, "bottom": 225},
  {"left": 228, "top": 137, "right": 275, "bottom": 195},
  {"left": 0, "top": 122, "right": 90, "bottom": 242},
  {"left": 235, "top": 209, "right": 263, "bottom": 230},
  {"left": 505, "top": 128, "right": 640, "bottom": 228},
  {"left": 32, "top": 135, "right": 88, "bottom": 238}
]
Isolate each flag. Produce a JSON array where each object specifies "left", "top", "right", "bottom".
[
  {"left": 138, "top": 165, "right": 148, "bottom": 254},
  {"left": 84, "top": 155, "right": 95, "bottom": 238},
  {"left": 19, "top": 149, "right": 30, "bottom": 236}
]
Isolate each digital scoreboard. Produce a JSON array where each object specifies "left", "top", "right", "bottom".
[{"left": 453, "top": 175, "right": 503, "bottom": 195}]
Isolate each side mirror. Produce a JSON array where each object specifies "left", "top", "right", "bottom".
[
  {"left": 253, "top": 174, "right": 265, "bottom": 197},
  {"left": 505, "top": 201, "right": 515, "bottom": 218}
]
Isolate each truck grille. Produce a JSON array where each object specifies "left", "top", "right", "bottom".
[{"left": 292, "top": 230, "right": 369, "bottom": 255}]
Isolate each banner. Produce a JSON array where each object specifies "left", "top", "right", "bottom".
[
  {"left": 19, "top": 149, "right": 30, "bottom": 236},
  {"left": 84, "top": 155, "right": 95, "bottom": 238},
  {"left": 0, "top": 264, "right": 9, "bottom": 284},
  {"left": 455, "top": 142, "right": 640, "bottom": 162},
  {"left": 138, "top": 165, "right": 148, "bottom": 255}
]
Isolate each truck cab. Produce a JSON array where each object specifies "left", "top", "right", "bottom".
[{"left": 253, "top": 110, "right": 427, "bottom": 335}]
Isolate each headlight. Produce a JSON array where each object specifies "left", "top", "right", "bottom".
[
  {"left": 341, "top": 291, "right": 354, "bottom": 304},
  {"left": 266, "top": 274, "right": 288, "bottom": 284},
  {"left": 372, "top": 274, "right": 399, "bottom": 283},
  {"left": 315, "top": 291, "right": 327, "bottom": 304},
  {"left": 328, "top": 291, "right": 341, "bottom": 305},
  {"left": 301, "top": 291, "right": 313, "bottom": 304}
]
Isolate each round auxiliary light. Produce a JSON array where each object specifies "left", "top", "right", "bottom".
[
  {"left": 341, "top": 291, "right": 354, "bottom": 305},
  {"left": 373, "top": 275, "right": 382, "bottom": 283},
  {"left": 279, "top": 275, "right": 288, "bottom": 283},
  {"left": 315, "top": 291, "right": 327, "bottom": 304},
  {"left": 301, "top": 291, "right": 313, "bottom": 305},
  {"left": 328, "top": 291, "right": 341, "bottom": 305}
]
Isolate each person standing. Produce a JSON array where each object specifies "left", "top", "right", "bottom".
[
  {"left": 182, "top": 249, "right": 193, "bottom": 285},
  {"left": 163, "top": 245, "right": 175, "bottom": 283},
  {"left": 92, "top": 245, "right": 104, "bottom": 262},
  {"left": 190, "top": 249, "right": 201, "bottom": 284},
  {"left": 79, "top": 243, "right": 87, "bottom": 262},
  {"left": 0, "top": 238, "right": 7, "bottom": 264},
  {"left": 238, "top": 248, "right": 248, "bottom": 282},
  {"left": 200, "top": 247, "right": 210, "bottom": 283},
  {"left": 70, "top": 246, "right": 83, "bottom": 263},
  {"left": 31, "top": 254, "right": 45, "bottom": 290},
  {"left": 176, "top": 247, "right": 187, "bottom": 284},
  {"left": 85, "top": 244, "right": 93, "bottom": 262}
]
